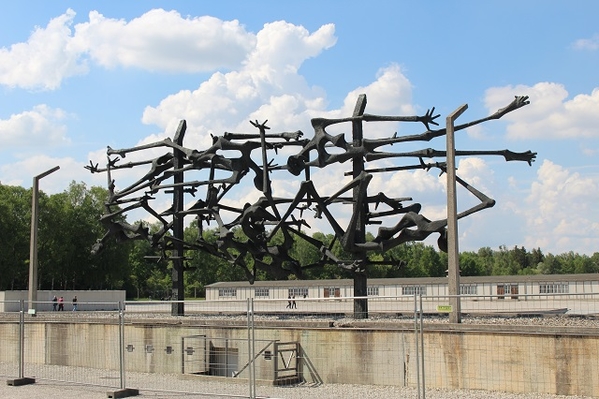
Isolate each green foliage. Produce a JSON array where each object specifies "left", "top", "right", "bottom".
[
  {"left": 0, "top": 185, "right": 31, "bottom": 290},
  {"left": 0, "top": 181, "right": 131, "bottom": 291}
]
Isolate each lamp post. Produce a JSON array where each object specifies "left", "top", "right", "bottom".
[
  {"left": 28, "top": 166, "right": 60, "bottom": 315},
  {"left": 446, "top": 105, "right": 467, "bottom": 324}
]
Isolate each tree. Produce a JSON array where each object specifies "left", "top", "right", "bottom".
[
  {"left": 0, "top": 185, "right": 31, "bottom": 290},
  {"left": 460, "top": 252, "right": 484, "bottom": 276},
  {"left": 38, "top": 182, "right": 131, "bottom": 290}
]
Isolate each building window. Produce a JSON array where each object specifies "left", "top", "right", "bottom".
[
  {"left": 367, "top": 286, "right": 380, "bottom": 296},
  {"left": 254, "top": 288, "right": 269, "bottom": 298},
  {"left": 460, "top": 284, "right": 477, "bottom": 295},
  {"left": 323, "top": 287, "right": 340, "bottom": 298},
  {"left": 218, "top": 288, "right": 237, "bottom": 297},
  {"left": 402, "top": 286, "right": 426, "bottom": 296},
  {"left": 288, "top": 288, "right": 309, "bottom": 298},
  {"left": 497, "top": 284, "right": 519, "bottom": 299},
  {"left": 539, "top": 283, "right": 569, "bottom": 294}
]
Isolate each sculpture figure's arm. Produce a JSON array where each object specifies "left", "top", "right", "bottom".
[{"left": 365, "top": 148, "right": 537, "bottom": 165}]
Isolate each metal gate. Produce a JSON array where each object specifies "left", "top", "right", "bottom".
[
  {"left": 274, "top": 341, "right": 300, "bottom": 385},
  {"left": 181, "top": 335, "right": 208, "bottom": 375}
]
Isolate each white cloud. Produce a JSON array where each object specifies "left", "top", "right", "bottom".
[
  {"left": 522, "top": 160, "right": 599, "bottom": 254},
  {"left": 0, "top": 8, "right": 259, "bottom": 90},
  {"left": 74, "top": 9, "right": 255, "bottom": 72},
  {"left": 484, "top": 83, "right": 599, "bottom": 140},
  {"left": 0, "top": 105, "right": 70, "bottom": 147},
  {"left": 141, "top": 21, "right": 339, "bottom": 145},
  {"left": 573, "top": 34, "right": 599, "bottom": 51},
  {"left": 0, "top": 9, "right": 87, "bottom": 90},
  {"left": 0, "top": 155, "right": 93, "bottom": 194},
  {"left": 345, "top": 64, "right": 414, "bottom": 117},
  {"left": 245, "top": 21, "right": 336, "bottom": 75}
]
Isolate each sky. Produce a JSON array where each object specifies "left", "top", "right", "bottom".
[{"left": 0, "top": 1, "right": 598, "bottom": 257}]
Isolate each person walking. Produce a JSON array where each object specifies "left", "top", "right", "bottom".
[
  {"left": 286, "top": 295, "right": 291, "bottom": 309},
  {"left": 291, "top": 295, "right": 297, "bottom": 309},
  {"left": 52, "top": 296, "right": 58, "bottom": 311},
  {"left": 72, "top": 295, "right": 78, "bottom": 311},
  {"left": 58, "top": 296, "right": 64, "bottom": 311}
]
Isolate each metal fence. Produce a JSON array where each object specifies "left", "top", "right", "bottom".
[{"left": 1, "top": 294, "right": 599, "bottom": 398}]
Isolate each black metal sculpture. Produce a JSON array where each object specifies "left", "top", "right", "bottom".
[{"left": 87, "top": 94, "right": 535, "bottom": 316}]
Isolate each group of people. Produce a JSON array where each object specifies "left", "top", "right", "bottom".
[
  {"left": 286, "top": 295, "right": 297, "bottom": 309},
  {"left": 286, "top": 294, "right": 307, "bottom": 309},
  {"left": 51, "top": 295, "right": 77, "bottom": 311}
]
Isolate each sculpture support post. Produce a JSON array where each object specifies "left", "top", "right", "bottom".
[
  {"left": 171, "top": 120, "right": 187, "bottom": 316},
  {"left": 28, "top": 166, "right": 60, "bottom": 315},
  {"left": 352, "top": 94, "right": 368, "bottom": 319},
  {"left": 446, "top": 104, "right": 467, "bottom": 323}
]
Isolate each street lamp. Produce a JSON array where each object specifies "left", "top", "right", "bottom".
[
  {"left": 446, "top": 105, "right": 467, "bottom": 323},
  {"left": 27, "top": 166, "right": 60, "bottom": 315}
]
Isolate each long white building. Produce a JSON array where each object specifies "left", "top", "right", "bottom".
[{"left": 206, "top": 274, "right": 599, "bottom": 301}]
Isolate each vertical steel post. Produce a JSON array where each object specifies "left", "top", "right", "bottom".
[
  {"left": 414, "top": 294, "right": 420, "bottom": 399},
  {"left": 446, "top": 105, "right": 468, "bottom": 323},
  {"left": 171, "top": 121, "right": 186, "bottom": 316},
  {"left": 247, "top": 299, "right": 256, "bottom": 398},
  {"left": 6, "top": 300, "right": 35, "bottom": 386},
  {"left": 106, "top": 301, "right": 140, "bottom": 398},
  {"left": 351, "top": 94, "right": 368, "bottom": 319},
  {"left": 119, "top": 302, "right": 126, "bottom": 390},
  {"left": 28, "top": 166, "right": 59, "bottom": 314},
  {"left": 420, "top": 294, "right": 426, "bottom": 399},
  {"left": 18, "top": 300, "right": 24, "bottom": 379}
]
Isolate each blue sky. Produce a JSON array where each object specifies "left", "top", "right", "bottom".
[{"left": 1, "top": 1, "right": 598, "bottom": 256}]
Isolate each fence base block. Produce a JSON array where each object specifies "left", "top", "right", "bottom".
[
  {"left": 106, "top": 388, "right": 140, "bottom": 398},
  {"left": 6, "top": 377, "right": 36, "bottom": 386}
]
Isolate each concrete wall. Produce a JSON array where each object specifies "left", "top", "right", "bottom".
[
  {"left": 0, "top": 290, "right": 126, "bottom": 312},
  {"left": 0, "top": 320, "right": 597, "bottom": 396}
]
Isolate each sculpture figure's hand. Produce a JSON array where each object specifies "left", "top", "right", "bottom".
[
  {"left": 494, "top": 96, "right": 530, "bottom": 119},
  {"left": 281, "top": 130, "right": 304, "bottom": 141},
  {"left": 418, "top": 107, "right": 440, "bottom": 130},
  {"left": 85, "top": 160, "right": 99, "bottom": 173},
  {"left": 503, "top": 150, "right": 537, "bottom": 166}
]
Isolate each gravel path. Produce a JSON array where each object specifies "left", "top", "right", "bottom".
[{"left": 2, "top": 379, "right": 597, "bottom": 399}]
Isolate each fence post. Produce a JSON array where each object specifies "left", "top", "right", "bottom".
[
  {"left": 6, "top": 300, "right": 35, "bottom": 386},
  {"left": 106, "top": 301, "right": 139, "bottom": 398},
  {"left": 420, "top": 294, "right": 426, "bottom": 399},
  {"left": 414, "top": 294, "right": 421, "bottom": 399},
  {"left": 413, "top": 294, "right": 426, "bottom": 399},
  {"left": 247, "top": 298, "right": 256, "bottom": 399}
]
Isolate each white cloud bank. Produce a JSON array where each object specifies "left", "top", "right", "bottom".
[
  {"left": 522, "top": 160, "right": 599, "bottom": 255},
  {"left": 0, "top": 9, "right": 257, "bottom": 90},
  {"left": 0, "top": 105, "right": 69, "bottom": 148}
]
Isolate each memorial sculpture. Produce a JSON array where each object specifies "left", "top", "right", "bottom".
[{"left": 87, "top": 94, "right": 536, "bottom": 316}]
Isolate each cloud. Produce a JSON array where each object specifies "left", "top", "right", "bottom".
[
  {"left": 0, "top": 155, "right": 94, "bottom": 194},
  {"left": 0, "top": 105, "right": 70, "bottom": 148},
  {"left": 572, "top": 34, "right": 599, "bottom": 51},
  {"left": 484, "top": 83, "right": 599, "bottom": 140},
  {"left": 141, "top": 21, "right": 338, "bottom": 142},
  {"left": 245, "top": 21, "right": 336, "bottom": 74},
  {"left": 345, "top": 64, "right": 414, "bottom": 117},
  {"left": 0, "top": 9, "right": 87, "bottom": 90},
  {"left": 522, "top": 160, "right": 599, "bottom": 254},
  {"left": 74, "top": 9, "right": 255, "bottom": 72},
  {"left": 0, "top": 9, "right": 258, "bottom": 90}
]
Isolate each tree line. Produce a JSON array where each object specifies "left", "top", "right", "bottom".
[{"left": 1, "top": 182, "right": 598, "bottom": 298}]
